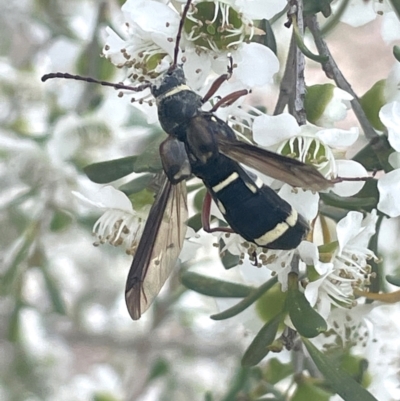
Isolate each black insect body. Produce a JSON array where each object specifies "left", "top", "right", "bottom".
[
  {"left": 152, "top": 67, "right": 319, "bottom": 250},
  {"left": 42, "top": 0, "right": 333, "bottom": 320}
]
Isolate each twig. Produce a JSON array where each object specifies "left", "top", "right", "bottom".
[
  {"left": 274, "top": 0, "right": 307, "bottom": 125},
  {"left": 274, "top": 31, "right": 297, "bottom": 115},
  {"left": 290, "top": 0, "right": 307, "bottom": 125}
]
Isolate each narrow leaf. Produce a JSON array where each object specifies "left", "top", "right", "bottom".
[
  {"left": 181, "top": 271, "right": 254, "bottom": 298},
  {"left": 8, "top": 302, "right": 21, "bottom": 342},
  {"left": 220, "top": 248, "right": 240, "bottom": 270},
  {"left": 286, "top": 273, "right": 327, "bottom": 338},
  {"left": 41, "top": 264, "right": 66, "bottom": 315},
  {"left": 241, "top": 313, "right": 283, "bottom": 367},
  {"left": 394, "top": 45, "right": 400, "bottom": 62},
  {"left": 210, "top": 276, "right": 278, "bottom": 320},
  {"left": 302, "top": 338, "right": 378, "bottom": 401},
  {"left": 84, "top": 156, "right": 138, "bottom": 183},
  {"left": 119, "top": 174, "right": 154, "bottom": 195},
  {"left": 292, "top": 380, "right": 331, "bottom": 401}
]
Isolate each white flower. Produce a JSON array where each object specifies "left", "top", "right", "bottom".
[
  {"left": 379, "top": 101, "right": 400, "bottom": 151},
  {"left": 303, "top": 211, "right": 378, "bottom": 318},
  {"left": 73, "top": 186, "right": 147, "bottom": 255},
  {"left": 252, "top": 113, "right": 366, "bottom": 196},
  {"left": 332, "top": 0, "right": 400, "bottom": 47},
  {"left": 334, "top": 209, "right": 377, "bottom": 278},
  {"left": 184, "top": 0, "right": 280, "bottom": 88},
  {"left": 104, "top": 0, "right": 280, "bottom": 90},
  {"left": 317, "top": 88, "right": 352, "bottom": 127},
  {"left": 306, "top": 85, "right": 353, "bottom": 127},
  {"left": 377, "top": 101, "right": 400, "bottom": 217},
  {"left": 377, "top": 169, "right": 400, "bottom": 217},
  {"left": 381, "top": 11, "right": 400, "bottom": 43},
  {"left": 103, "top": 0, "right": 180, "bottom": 82},
  {"left": 216, "top": 233, "right": 295, "bottom": 291},
  {"left": 331, "top": 0, "right": 377, "bottom": 27}
]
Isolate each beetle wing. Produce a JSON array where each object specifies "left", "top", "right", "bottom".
[
  {"left": 125, "top": 173, "right": 188, "bottom": 320},
  {"left": 217, "top": 137, "right": 332, "bottom": 192}
]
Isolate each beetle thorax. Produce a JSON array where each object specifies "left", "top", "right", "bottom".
[{"left": 153, "top": 66, "right": 203, "bottom": 139}]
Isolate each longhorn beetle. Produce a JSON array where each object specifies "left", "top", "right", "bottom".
[{"left": 42, "top": 0, "right": 333, "bottom": 320}]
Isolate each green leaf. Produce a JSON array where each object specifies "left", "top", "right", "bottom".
[
  {"left": 352, "top": 135, "right": 393, "bottom": 171},
  {"left": 241, "top": 313, "right": 283, "bottom": 367},
  {"left": 119, "top": 174, "right": 154, "bottom": 195},
  {"left": 133, "top": 136, "right": 164, "bottom": 173},
  {"left": 1, "top": 233, "right": 33, "bottom": 293},
  {"left": 193, "top": 187, "right": 207, "bottom": 212},
  {"left": 319, "top": 179, "right": 379, "bottom": 213},
  {"left": 360, "top": 80, "right": 386, "bottom": 131},
  {"left": 8, "top": 302, "right": 22, "bottom": 342},
  {"left": 148, "top": 358, "right": 169, "bottom": 381},
  {"left": 304, "top": 84, "right": 335, "bottom": 124},
  {"left": 220, "top": 247, "right": 240, "bottom": 270},
  {"left": 180, "top": 271, "right": 254, "bottom": 298},
  {"left": 84, "top": 156, "right": 138, "bottom": 183},
  {"left": 261, "top": 19, "right": 277, "bottom": 55},
  {"left": 386, "top": 274, "right": 400, "bottom": 287},
  {"left": 84, "top": 136, "right": 165, "bottom": 184},
  {"left": 256, "top": 283, "right": 287, "bottom": 323},
  {"left": 393, "top": 45, "right": 400, "bottom": 62},
  {"left": 319, "top": 192, "right": 377, "bottom": 213},
  {"left": 264, "top": 358, "right": 294, "bottom": 385},
  {"left": 211, "top": 276, "right": 278, "bottom": 320},
  {"left": 187, "top": 212, "right": 202, "bottom": 232},
  {"left": 304, "top": 0, "right": 333, "bottom": 17},
  {"left": 339, "top": 354, "right": 370, "bottom": 386},
  {"left": 286, "top": 273, "right": 327, "bottom": 338},
  {"left": 292, "top": 379, "right": 332, "bottom": 401},
  {"left": 390, "top": 1, "right": 400, "bottom": 25},
  {"left": 204, "top": 392, "right": 214, "bottom": 401},
  {"left": 128, "top": 188, "right": 157, "bottom": 210},
  {"left": 41, "top": 264, "right": 66, "bottom": 315},
  {"left": 302, "top": 338, "right": 378, "bottom": 401}
]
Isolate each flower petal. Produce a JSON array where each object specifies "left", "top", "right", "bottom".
[
  {"left": 73, "top": 186, "right": 134, "bottom": 213},
  {"left": 235, "top": 0, "right": 287, "bottom": 20},
  {"left": 379, "top": 101, "right": 400, "bottom": 152},
  {"left": 253, "top": 113, "right": 300, "bottom": 147},
  {"left": 233, "top": 43, "right": 279, "bottom": 88},
  {"left": 316, "top": 127, "right": 359, "bottom": 148},
  {"left": 332, "top": 160, "right": 367, "bottom": 197},
  {"left": 378, "top": 169, "right": 400, "bottom": 217},
  {"left": 334, "top": 0, "right": 376, "bottom": 27},
  {"left": 278, "top": 185, "right": 319, "bottom": 221}
]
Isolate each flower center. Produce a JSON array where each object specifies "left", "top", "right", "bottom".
[{"left": 184, "top": 1, "right": 252, "bottom": 51}]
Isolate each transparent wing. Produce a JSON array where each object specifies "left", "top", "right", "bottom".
[
  {"left": 216, "top": 137, "right": 333, "bottom": 192},
  {"left": 125, "top": 173, "right": 188, "bottom": 320}
]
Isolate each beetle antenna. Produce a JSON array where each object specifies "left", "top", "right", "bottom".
[
  {"left": 41, "top": 72, "right": 151, "bottom": 92},
  {"left": 171, "top": 0, "right": 193, "bottom": 70}
]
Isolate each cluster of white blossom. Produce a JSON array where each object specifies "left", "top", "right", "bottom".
[
  {"left": 89, "top": 0, "right": 399, "bottom": 328},
  {"left": 4, "top": 0, "right": 400, "bottom": 399}
]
